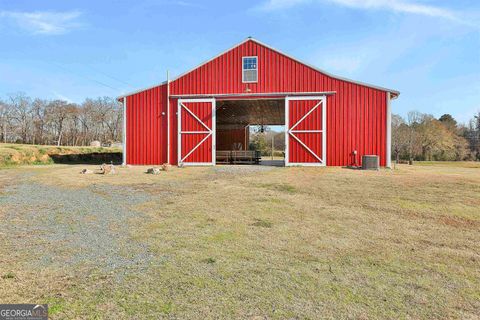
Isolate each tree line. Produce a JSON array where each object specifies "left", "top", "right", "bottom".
[
  {"left": 0, "top": 93, "right": 123, "bottom": 146},
  {"left": 392, "top": 111, "right": 480, "bottom": 162},
  {"left": 1, "top": 93, "right": 479, "bottom": 161}
]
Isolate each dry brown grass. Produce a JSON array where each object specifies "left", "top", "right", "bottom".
[{"left": 0, "top": 163, "right": 479, "bottom": 319}]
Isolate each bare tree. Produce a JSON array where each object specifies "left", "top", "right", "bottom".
[
  {"left": 8, "top": 93, "right": 33, "bottom": 143},
  {"left": 0, "top": 94, "right": 124, "bottom": 147},
  {"left": 0, "top": 99, "right": 12, "bottom": 143},
  {"left": 464, "top": 112, "right": 480, "bottom": 160},
  {"left": 46, "top": 100, "right": 75, "bottom": 146},
  {"left": 391, "top": 114, "right": 407, "bottom": 163},
  {"left": 32, "top": 99, "right": 48, "bottom": 145}
]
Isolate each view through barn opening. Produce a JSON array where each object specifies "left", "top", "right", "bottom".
[{"left": 215, "top": 99, "right": 285, "bottom": 166}]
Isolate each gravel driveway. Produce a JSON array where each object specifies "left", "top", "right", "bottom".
[{"left": 0, "top": 173, "right": 153, "bottom": 273}]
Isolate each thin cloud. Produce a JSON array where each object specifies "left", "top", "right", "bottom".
[
  {"left": 320, "top": 55, "right": 365, "bottom": 75},
  {"left": 52, "top": 91, "right": 73, "bottom": 103},
  {"left": 0, "top": 10, "right": 83, "bottom": 35},
  {"left": 326, "top": 0, "right": 456, "bottom": 20},
  {"left": 172, "top": 1, "right": 202, "bottom": 7},
  {"left": 257, "top": 0, "right": 309, "bottom": 11},
  {"left": 256, "top": 0, "right": 475, "bottom": 26},
  {"left": 148, "top": 0, "right": 204, "bottom": 8}
]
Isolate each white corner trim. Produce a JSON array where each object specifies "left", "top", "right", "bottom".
[
  {"left": 386, "top": 93, "right": 392, "bottom": 168},
  {"left": 122, "top": 97, "right": 127, "bottom": 165},
  {"left": 167, "top": 70, "right": 171, "bottom": 164}
]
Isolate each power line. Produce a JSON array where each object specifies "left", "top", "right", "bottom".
[
  {"left": 48, "top": 61, "right": 120, "bottom": 92},
  {"left": 12, "top": 47, "right": 124, "bottom": 93},
  {"left": 84, "top": 65, "right": 135, "bottom": 88}
]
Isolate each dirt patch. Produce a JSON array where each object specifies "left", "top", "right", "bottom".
[{"left": 438, "top": 215, "right": 480, "bottom": 229}]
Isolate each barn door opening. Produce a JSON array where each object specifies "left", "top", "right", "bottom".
[
  {"left": 177, "top": 98, "right": 216, "bottom": 166},
  {"left": 215, "top": 99, "right": 285, "bottom": 166},
  {"left": 285, "top": 96, "right": 326, "bottom": 166}
]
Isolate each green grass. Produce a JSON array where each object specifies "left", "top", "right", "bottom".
[
  {"left": 1, "top": 272, "right": 15, "bottom": 279},
  {"left": 0, "top": 162, "right": 479, "bottom": 319}
]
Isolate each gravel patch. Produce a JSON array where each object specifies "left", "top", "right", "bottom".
[
  {"left": 213, "top": 164, "right": 280, "bottom": 174},
  {"left": 0, "top": 178, "right": 155, "bottom": 273}
]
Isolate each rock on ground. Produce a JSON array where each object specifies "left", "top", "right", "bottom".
[
  {"left": 100, "top": 163, "right": 116, "bottom": 175},
  {"left": 161, "top": 163, "right": 172, "bottom": 171},
  {"left": 147, "top": 167, "right": 161, "bottom": 175}
]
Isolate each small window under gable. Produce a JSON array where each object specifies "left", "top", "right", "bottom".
[{"left": 242, "top": 56, "right": 258, "bottom": 83}]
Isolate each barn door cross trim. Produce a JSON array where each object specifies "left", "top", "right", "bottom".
[
  {"left": 288, "top": 100, "right": 323, "bottom": 162},
  {"left": 285, "top": 96, "right": 327, "bottom": 166},
  {"left": 178, "top": 99, "right": 216, "bottom": 166}
]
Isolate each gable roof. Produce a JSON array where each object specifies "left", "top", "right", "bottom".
[{"left": 117, "top": 37, "right": 400, "bottom": 99}]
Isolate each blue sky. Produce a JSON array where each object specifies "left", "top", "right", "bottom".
[{"left": 0, "top": 0, "right": 479, "bottom": 123}]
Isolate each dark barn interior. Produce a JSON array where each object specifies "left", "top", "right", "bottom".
[{"left": 215, "top": 99, "right": 285, "bottom": 164}]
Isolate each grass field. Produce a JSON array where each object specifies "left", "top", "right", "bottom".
[
  {"left": 0, "top": 162, "right": 479, "bottom": 319},
  {"left": 0, "top": 143, "right": 121, "bottom": 166}
]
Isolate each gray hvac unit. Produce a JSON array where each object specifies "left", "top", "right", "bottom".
[{"left": 362, "top": 155, "right": 379, "bottom": 170}]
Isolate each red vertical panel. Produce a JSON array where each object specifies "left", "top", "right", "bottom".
[
  {"left": 130, "top": 95, "right": 134, "bottom": 164},
  {"left": 135, "top": 93, "right": 139, "bottom": 164},
  {"left": 153, "top": 87, "right": 157, "bottom": 164},
  {"left": 142, "top": 92, "right": 146, "bottom": 164},
  {"left": 125, "top": 84, "right": 166, "bottom": 165}
]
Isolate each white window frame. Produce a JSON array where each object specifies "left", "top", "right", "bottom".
[
  {"left": 242, "top": 56, "right": 258, "bottom": 83},
  {"left": 285, "top": 96, "right": 327, "bottom": 167}
]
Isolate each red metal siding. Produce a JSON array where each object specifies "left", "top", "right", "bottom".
[
  {"left": 126, "top": 85, "right": 167, "bottom": 165},
  {"left": 126, "top": 39, "right": 388, "bottom": 166}
]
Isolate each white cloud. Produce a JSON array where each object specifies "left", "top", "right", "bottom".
[
  {"left": 172, "top": 1, "right": 202, "bottom": 7},
  {"left": 256, "top": 0, "right": 474, "bottom": 26},
  {"left": 257, "top": 0, "right": 310, "bottom": 11},
  {"left": 319, "top": 55, "right": 365, "bottom": 75},
  {"left": 0, "top": 10, "right": 83, "bottom": 35},
  {"left": 326, "top": 0, "right": 456, "bottom": 19},
  {"left": 52, "top": 91, "right": 73, "bottom": 103}
]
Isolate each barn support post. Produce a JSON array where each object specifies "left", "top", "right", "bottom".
[
  {"left": 212, "top": 99, "right": 216, "bottom": 165},
  {"left": 284, "top": 97, "right": 289, "bottom": 165},
  {"left": 177, "top": 99, "right": 181, "bottom": 166},
  {"left": 122, "top": 97, "right": 127, "bottom": 165},
  {"left": 386, "top": 92, "right": 392, "bottom": 168},
  {"left": 167, "top": 70, "right": 170, "bottom": 164}
]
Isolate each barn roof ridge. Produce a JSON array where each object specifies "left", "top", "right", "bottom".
[{"left": 117, "top": 37, "right": 400, "bottom": 100}]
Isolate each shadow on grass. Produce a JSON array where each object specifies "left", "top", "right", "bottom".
[{"left": 49, "top": 152, "right": 122, "bottom": 165}]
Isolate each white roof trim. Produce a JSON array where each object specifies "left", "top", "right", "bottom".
[{"left": 117, "top": 37, "right": 400, "bottom": 99}]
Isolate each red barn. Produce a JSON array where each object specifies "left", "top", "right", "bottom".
[{"left": 118, "top": 38, "right": 399, "bottom": 167}]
